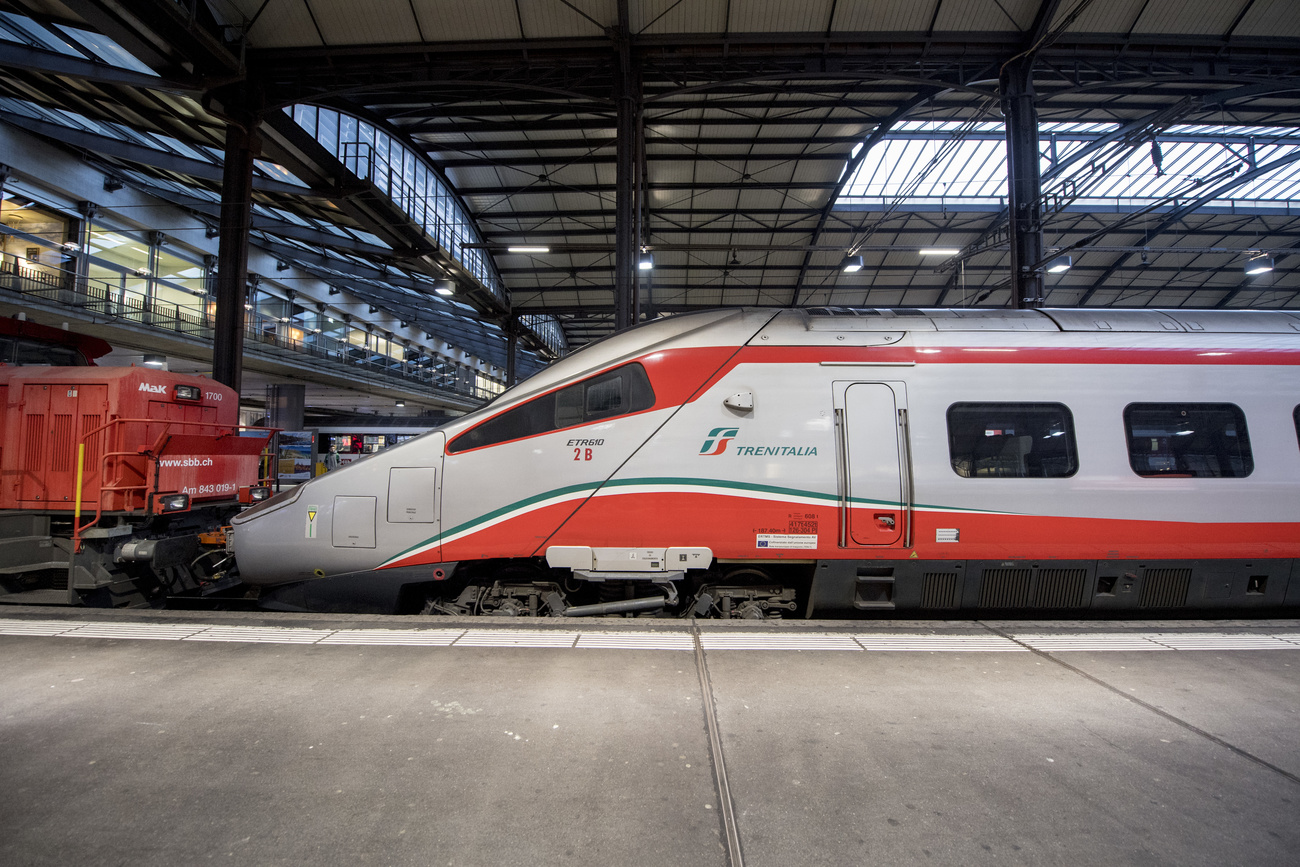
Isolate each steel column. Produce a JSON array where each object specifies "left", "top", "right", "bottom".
[
  {"left": 505, "top": 317, "right": 518, "bottom": 386},
  {"left": 75, "top": 201, "right": 97, "bottom": 290},
  {"left": 145, "top": 231, "right": 163, "bottom": 306},
  {"left": 212, "top": 110, "right": 261, "bottom": 392},
  {"left": 613, "top": 2, "right": 639, "bottom": 332},
  {"left": 1001, "top": 56, "right": 1044, "bottom": 309}
]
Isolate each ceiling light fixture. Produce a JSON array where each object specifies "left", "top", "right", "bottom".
[
  {"left": 433, "top": 280, "right": 455, "bottom": 296},
  {"left": 1245, "top": 256, "right": 1274, "bottom": 276},
  {"left": 840, "top": 254, "right": 864, "bottom": 273},
  {"left": 919, "top": 248, "right": 960, "bottom": 256},
  {"left": 638, "top": 252, "right": 654, "bottom": 271},
  {"left": 1046, "top": 255, "right": 1072, "bottom": 274},
  {"left": 508, "top": 246, "right": 550, "bottom": 253},
  {"left": 142, "top": 354, "right": 166, "bottom": 367}
]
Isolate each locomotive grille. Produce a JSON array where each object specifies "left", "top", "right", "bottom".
[
  {"left": 81, "top": 414, "right": 103, "bottom": 482},
  {"left": 23, "top": 414, "right": 44, "bottom": 471},
  {"left": 1032, "top": 569, "right": 1089, "bottom": 609},
  {"left": 920, "top": 572, "right": 958, "bottom": 609},
  {"left": 1139, "top": 568, "right": 1191, "bottom": 608},
  {"left": 51, "top": 414, "right": 73, "bottom": 473},
  {"left": 978, "top": 568, "right": 1032, "bottom": 608}
]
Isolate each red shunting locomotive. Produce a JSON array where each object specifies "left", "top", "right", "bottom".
[{"left": 0, "top": 317, "right": 273, "bottom": 606}]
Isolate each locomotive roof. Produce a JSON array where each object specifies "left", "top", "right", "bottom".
[{"left": 0, "top": 316, "right": 112, "bottom": 362}]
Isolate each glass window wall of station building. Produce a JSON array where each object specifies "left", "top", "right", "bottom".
[
  {"left": 289, "top": 104, "right": 506, "bottom": 307},
  {"left": 83, "top": 225, "right": 208, "bottom": 327},
  {"left": 0, "top": 195, "right": 74, "bottom": 276},
  {"left": 3, "top": 187, "right": 508, "bottom": 398}
]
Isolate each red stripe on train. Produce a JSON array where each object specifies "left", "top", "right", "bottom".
[{"left": 389, "top": 491, "right": 1300, "bottom": 569}]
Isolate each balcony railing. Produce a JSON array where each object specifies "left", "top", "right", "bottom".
[{"left": 0, "top": 257, "right": 500, "bottom": 403}]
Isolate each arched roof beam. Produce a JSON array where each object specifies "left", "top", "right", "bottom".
[
  {"left": 787, "top": 91, "right": 945, "bottom": 307},
  {"left": 1074, "top": 147, "right": 1300, "bottom": 306},
  {"left": 935, "top": 97, "right": 1243, "bottom": 304}
]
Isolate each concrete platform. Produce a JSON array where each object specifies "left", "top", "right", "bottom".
[{"left": 1, "top": 609, "right": 1297, "bottom": 866}]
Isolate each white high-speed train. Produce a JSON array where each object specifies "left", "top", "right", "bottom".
[{"left": 229, "top": 307, "right": 1300, "bottom": 617}]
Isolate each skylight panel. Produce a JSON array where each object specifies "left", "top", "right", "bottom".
[
  {"left": 314, "top": 221, "right": 351, "bottom": 238},
  {"left": 839, "top": 122, "right": 1300, "bottom": 210},
  {"left": 116, "top": 124, "right": 167, "bottom": 150},
  {"left": 0, "top": 11, "right": 78, "bottom": 56},
  {"left": 0, "top": 16, "right": 29, "bottom": 47},
  {"left": 53, "top": 24, "right": 157, "bottom": 75},
  {"left": 349, "top": 229, "right": 389, "bottom": 248},
  {"left": 269, "top": 206, "right": 313, "bottom": 228},
  {"left": 1041, "top": 121, "right": 1119, "bottom": 136},
  {"left": 147, "top": 131, "right": 215, "bottom": 163},
  {"left": 1168, "top": 123, "right": 1297, "bottom": 140},
  {"left": 48, "top": 106, "right": 100, "bottom": 134},
  {"left": 272, "top": 237, "right": 311, "bottom": 252},
  {"left": 0, "top": 96, "right": 41, "bottom": 120},
  {"left": 255, "top": 160, "right": 308, "bottom": 187}
]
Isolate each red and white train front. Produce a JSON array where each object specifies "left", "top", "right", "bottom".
[{"left": 229, "top": 307, "right": 1300, "bottom": 616}]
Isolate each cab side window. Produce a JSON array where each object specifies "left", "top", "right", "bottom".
[
  {"left": 12, "top": 339, "right": 85, "bottom": 365},
  {"left": 448, "top": 363, "right": 655, "bottom": 453},
  {"left": 1124, "top": 403, "right": 1252, "bottom": 478}
]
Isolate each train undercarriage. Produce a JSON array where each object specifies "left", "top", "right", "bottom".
[
  {"left": 249, "top": 553, "right": 1300, "bottom": 618},
  {"left": 0, "top": 509, "right": 243, "bottom": 608},
  {"left": 418, "top": 561, "right": 807, "bottom": 620},
  {"left": 414, "top": 558, "right": 809, "bottom": 619}
]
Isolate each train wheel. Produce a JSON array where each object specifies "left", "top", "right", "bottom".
[
  {"left": 688, "top": 567, "right": 799, "bottom": 619},
  {"left": 423, "top": 561, "right": 568, "bottom": 616}
]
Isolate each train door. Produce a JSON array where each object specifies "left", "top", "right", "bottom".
[
  {"left": 836, "top": 382, "right": 910, "bottom": 547},
  {"left": 19, "top": 382, "right": 108, "bottom": 506},
  {"left": 382, "top": 435, "right": 444, "bottom": 562},
  {"left": 18, "top": 382, "right": 53, "bottom": 503}
]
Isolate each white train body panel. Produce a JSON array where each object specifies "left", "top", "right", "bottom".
[{"left": 230, "top": 307, "right": 1300, "bottom": 613}]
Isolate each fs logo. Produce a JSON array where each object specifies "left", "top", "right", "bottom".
[{"left": 699, "top": 427, "right": 739, "bottom": 456}]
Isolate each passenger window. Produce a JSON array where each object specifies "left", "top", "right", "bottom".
[
  {"left": 447, "top": 363, "right": 655, "bottom": 453},
  {"left": 555, "top": 386, "right": 584, "bottom": 428},
  {"left": 1124, "top": 403, "right": 1252, "bottom": 478},
  {"left": 947, "top": 402, "right": 1078, "bottom": 478}
]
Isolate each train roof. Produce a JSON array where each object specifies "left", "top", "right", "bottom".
[
  {"left": 492, "top": 306, "right": 1300, "bottom": 407},
  {"left": 784, "top": 307, "right": 1300, "bottom": 334}
]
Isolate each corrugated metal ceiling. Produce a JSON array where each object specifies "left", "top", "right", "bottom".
[
  {"left": 212, "top": 0, "right": 1300, "bottom": 47},
  {"left": 2, "top": 0, "right": 1299, "bottom": 352}
]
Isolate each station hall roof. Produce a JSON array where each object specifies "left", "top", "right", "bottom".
[{"left": 1, "top": 0, "right": 1299, "bottom": 351}]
